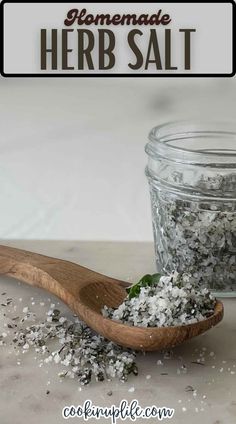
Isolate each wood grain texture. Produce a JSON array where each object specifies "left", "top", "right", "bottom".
[{"left": 0, "top": 245, "right": 224, "bottom": 351}]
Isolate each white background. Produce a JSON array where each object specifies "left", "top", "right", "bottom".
[
  {"left": 0, "top": 77, "right": 236, "bottom": 240},
  {"left": 3, "top": 2, "right": 233, "bottom": 74}
]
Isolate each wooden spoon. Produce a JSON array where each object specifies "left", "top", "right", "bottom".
[{"left": 0, "top": 245, "right": 223, "bottom": 351}]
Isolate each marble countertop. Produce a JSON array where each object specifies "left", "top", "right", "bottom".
[{"left": 0, "top": 240, "right": 236, "bottom": 424}]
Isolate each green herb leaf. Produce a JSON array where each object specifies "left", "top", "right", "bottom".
[{"left": 126, "top": 273, "right": 161, "bottom": 299}]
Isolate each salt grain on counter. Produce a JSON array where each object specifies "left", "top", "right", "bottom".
[{"left": 23, "top": 343, "right": 29, "bottom": 350}]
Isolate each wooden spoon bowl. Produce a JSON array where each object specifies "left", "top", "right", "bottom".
[{"left": 0, "top": 245, "right": 224, "bottom": 351}]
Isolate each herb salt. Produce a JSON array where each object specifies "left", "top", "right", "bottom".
[
  {"left": 146, "top": 122, "right": 236, "bottom": 294},
  {"left": 102, "top": 272, "right": 216, "bottom": 327}
]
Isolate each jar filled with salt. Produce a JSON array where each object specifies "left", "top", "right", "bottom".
[{"left": 145, "top": 121, "right": 236, "bottom": 296}]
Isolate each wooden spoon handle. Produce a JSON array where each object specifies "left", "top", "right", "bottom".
[{"left": 0, "top": 244, "right": 115, "bottom": 299}]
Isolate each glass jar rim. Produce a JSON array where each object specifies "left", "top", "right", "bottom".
[{"left": 146, "top": 121, "right": 236, "bottom": 165}]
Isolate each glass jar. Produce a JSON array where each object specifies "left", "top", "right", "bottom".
[{"left": 145, "top": 121, "right": 236, "bottom": 297}]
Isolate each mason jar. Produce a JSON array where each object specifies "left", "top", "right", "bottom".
[{"left": 145, "top": 121, "right": 236, "bottom": 297}]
